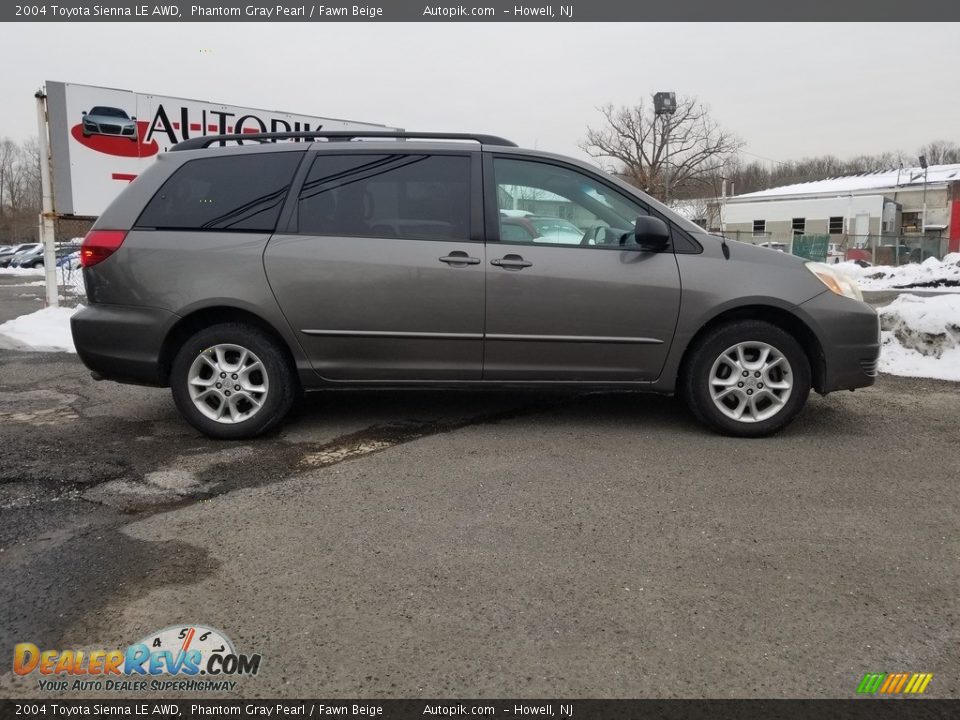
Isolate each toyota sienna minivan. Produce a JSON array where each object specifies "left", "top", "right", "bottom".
[{"left": 71, "top": 131, "right": 879, "bottom": 439}]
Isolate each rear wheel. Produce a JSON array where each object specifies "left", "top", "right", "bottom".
[
  {"left": 170, "top": 323, "right": 296, "bottom": 440},
  {"left": 682, "top": 320, "right": 811, "bottom": 437}
]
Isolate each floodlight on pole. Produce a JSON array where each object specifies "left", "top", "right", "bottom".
[
  {"left": 654, "top": 92, "right": 677, "bottom": 203},
  {"left": 919, "top": 155, "right": 929, "bottom": 233}
]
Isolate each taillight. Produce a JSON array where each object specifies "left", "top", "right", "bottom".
[{"left": 81, "top": 230, "right": 127, "bottom": 268}]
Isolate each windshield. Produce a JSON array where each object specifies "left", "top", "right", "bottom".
[{"left": 89, "top": 106, "right": 129, "bottom": 118}]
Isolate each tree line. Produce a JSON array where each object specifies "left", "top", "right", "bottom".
[
  {"left": 0, "top": 137, "right": 41, "bottom": 242},
  {"left": 581, "top": 96, "right": 960, "bottom": 202}
]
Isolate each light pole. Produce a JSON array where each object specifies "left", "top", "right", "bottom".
[
  {"left": 919, "top": 154, "right": 928, "bottom": 232},
  {"left": 35, "top": 89, "right": 58, "bottom": 308},
  {"left": 654, "top": 91, "right": 677, "bottom": 204},
  {"left": 919, "top": 154, "right": 928, "bottom": 262}
]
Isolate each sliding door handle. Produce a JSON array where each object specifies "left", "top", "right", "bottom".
[{"left": 491, "top": 254, "right": 532, "bottom": 269}]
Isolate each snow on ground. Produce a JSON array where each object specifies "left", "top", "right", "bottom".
[
  {"left": 0, "top": 306, "right": 81, "bottom": 353},
  {"left": 836, "top": 254, "right": 960, "bottom": 292},
  {"left": 0, "top": 266, "right": 44, "bottom": 277},
  {"left": 877, "top": 294, "right": 960, "bottom": 382}
]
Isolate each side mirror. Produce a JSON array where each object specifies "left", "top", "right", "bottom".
[
  {"left": 81, "top": 111, "right": 87, "bottom": 115},
  {"left": 634, "top": 216, "right": 670, "bottom": 251},
  {"left": 131, "top": 116, "right": 137, "bottom": 120}
]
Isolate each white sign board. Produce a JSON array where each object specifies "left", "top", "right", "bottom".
[{"left": 46, "top": 81, "right": 397, "bottom": 217}]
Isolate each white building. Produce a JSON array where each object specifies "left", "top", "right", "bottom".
[{"left": 711, "top": 163, "right": 960, "bottom": 262}]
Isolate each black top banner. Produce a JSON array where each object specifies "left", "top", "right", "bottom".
[
  {"left": 4, "top": 0, "right": 960, "bottom": 21},
  {"left": 1, "top": 700, "right": 959, "bottom": 720}
]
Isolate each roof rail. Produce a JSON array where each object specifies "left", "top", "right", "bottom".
[{"left": 171, "top": 130, "right": 517, "bottom": 151}]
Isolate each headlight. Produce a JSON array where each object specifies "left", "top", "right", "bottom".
[{"left": 805, "top": 262, "right": 863, "bottom": 302}]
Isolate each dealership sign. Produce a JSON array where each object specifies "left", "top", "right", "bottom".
[{"left": 46, "top": 81, "right": 395, "bottom": 217}]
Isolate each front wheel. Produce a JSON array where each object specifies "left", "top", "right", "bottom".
[
  {"left": 170, "top": 323, "right": 297, "bottom": 440},
  {"left": 682, "top": 320, "right": 811, "bottom": 437}
]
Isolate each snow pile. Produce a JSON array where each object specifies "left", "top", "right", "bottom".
[
  {"left": 877, "top": 294, "right": 960, "bottom": 381},
  {"left": 0, "top": 266, "right": 44, "bottom": 277},
  {"left": 0, "top": 306, "right": 82, "bottom": 353},
  {"left": 836, "top": 255, "right": 960, "bottom": 291}
]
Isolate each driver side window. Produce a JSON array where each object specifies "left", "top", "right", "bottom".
[{"left": 493, "top": 157, "right": 650, "bottom": 248}]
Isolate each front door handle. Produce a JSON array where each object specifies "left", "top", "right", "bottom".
[
  {"left": 491, "top": 254, "right": 532, "bottom": 270},
  {"left": 439, "top": 252, "right": 481, "bottom": 266}
]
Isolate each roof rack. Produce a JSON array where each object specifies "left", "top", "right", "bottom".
[{"left": 171, "top": 130, "right": 517, "bottom": 151}]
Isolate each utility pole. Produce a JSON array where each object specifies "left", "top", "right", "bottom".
[
  {"left": 664, "top": 114, "right": 671, "bottom": 204},
  {"left": 919, "top": 154, "right": 929, "bottom": 263},
  {"left": 919, "top": 154, "right": 928, "bottom": 232},
  {"left": 654, "top": 91, "right": 676, "bottom": 204},
  {"left": 35, "top": 89, "right": 58, "bottom": 308}
]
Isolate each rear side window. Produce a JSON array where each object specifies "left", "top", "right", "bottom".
[
  {"left": 136, "top": 152, "right": 302, "bottom": 232},
  {"left": 297, "top": 154, "right": 470, "bottom": 241}
]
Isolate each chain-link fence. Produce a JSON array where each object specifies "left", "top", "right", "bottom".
[
  {"left": 723, "top": 231, "right": 951, "bottom": 265},
  {"left": 52, "top": 216, "right": 94, "bottom": 306}
]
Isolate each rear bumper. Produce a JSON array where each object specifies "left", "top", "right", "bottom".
[
  {"left": 799, "top": 292, "right": 880, "bottom": 393},
  {"left": 71, "top": 304, "right": 178, "bottom": 387}
]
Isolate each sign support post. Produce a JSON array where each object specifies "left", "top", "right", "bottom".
[{"left": 35, "top": 89, "right": 59, "bottom": 309}]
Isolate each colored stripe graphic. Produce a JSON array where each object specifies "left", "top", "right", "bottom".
[
  {"left": 858, "top": 672, "right": 932, "bottom": 694},
  {"left": 857, "top": 673, "right": 886, "bottom": 694}
]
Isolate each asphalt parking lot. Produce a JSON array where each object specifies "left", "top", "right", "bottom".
[{"left": 1, "top": 275, "right": 958, "bottom": 699}]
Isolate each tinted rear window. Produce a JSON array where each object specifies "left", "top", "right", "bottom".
[
  {"left": 137, "top": 153, "right": 302, "bottom": 232},
  {"left": 297, "top": 154, "right": 470, "bottom": 241}
]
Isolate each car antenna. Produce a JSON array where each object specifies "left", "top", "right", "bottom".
[{"left": 716, "top": 177, "right": 731, "bottom": 260}]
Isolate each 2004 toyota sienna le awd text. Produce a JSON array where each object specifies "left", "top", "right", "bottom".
[{"left": 70, "top": 131, "right": 880, "bottom": 440}]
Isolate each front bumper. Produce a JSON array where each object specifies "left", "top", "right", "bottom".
[
  {"left": 71, "top": 304, "right": 179, "bottom": 387},
  {"left": 798, "top": 291, "right": 880, "bottom": 393},
  {"left": 84, "top": 121, "right": 137, "bottom": 138}
]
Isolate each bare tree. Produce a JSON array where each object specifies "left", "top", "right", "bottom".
[
  {"left": 580, "top": 96, "right": 742, "bottom": 202},
  {"left": 0, "top": 138, "right": 17, "bottom": 221},
  {"left": 918, "top": 140, "right": 960, "bottom": 165},
  {"left": 0, "top": 137, "right": 42, "bottom": 241},
  {"left": 19, "top": 137, "right": 42, "bottom": 213}
]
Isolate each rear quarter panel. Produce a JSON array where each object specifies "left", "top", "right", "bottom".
[{"left": 83, "top": 230, "right": 309, "bottom": 373}]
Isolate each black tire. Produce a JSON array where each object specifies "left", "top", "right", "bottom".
[
  {"left": 170, "top": 322, "right": 297, "bottom": 440},
  {"left": 681, "top": 320, "right": 811, "bottom": 438}
]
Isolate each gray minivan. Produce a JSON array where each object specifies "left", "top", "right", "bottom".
[{"left": 71, "top": 131, "right": 879, "bottom": 439}]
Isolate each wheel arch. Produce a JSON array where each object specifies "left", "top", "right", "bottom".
[
  {"left": 677, "top": 304, "right": 826, "bottom": 394},
  {"left": 158, "top": 305, "right": 299, "bottom": 387}
]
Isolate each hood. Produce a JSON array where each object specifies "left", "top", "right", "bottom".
[
  {"left": 87, "top": 114, "right": 135, "bottom": 126},
  {"left": 697, "top": 233, "right": 810, "bottom": 269}
]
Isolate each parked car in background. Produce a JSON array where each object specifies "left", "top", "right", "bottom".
[
  {"left": 757, "top": 241, "right": 788, "bottom": 253},
  {"left": 12, "top": 245, "right": 45, "bottom": 268},
  {"left": 57, "top": 250, "right": 82, "bottom": 270},
  {"left": 16, "top": 245, "right": 78, "bottom": 269},
  {"left": 0, "top": 243, "right": 39, "bottom": 267},
  {"left": 499, "top": 214, "right": 586, "bottom": 245}
]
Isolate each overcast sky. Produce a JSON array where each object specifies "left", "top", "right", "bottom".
[{"left": 2, "top": 22, "right": 958, "bottom": 166}]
